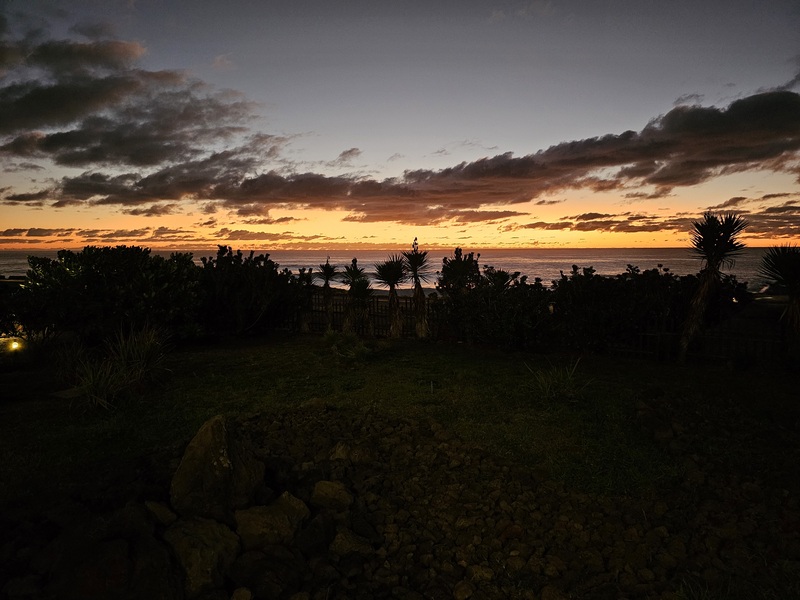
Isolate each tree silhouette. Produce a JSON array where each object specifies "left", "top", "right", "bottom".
[
  {"left": 374, "top": 254, "right": 408, "bottom": 338},
  {"left": 315, "top": 257, "right": 339, "bottom": 331},
  {"left": 341, "top": 258, "right": 372, "bottom": 334},
  {"left": 679, "top": 212, "right": 747, "bottom": 361},
  {"left": 759, "top": 244, "right": 800, "bottom": 346},
  {"left": 402, "top": 237, "right": 431, "bottom": 338}
]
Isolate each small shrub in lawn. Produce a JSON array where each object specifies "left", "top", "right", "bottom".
[
  {"left": 74, "top": 325, "right": 169, "bottom": 408},
  {"left": 321, "top": 330, "right": 372, "bottom": 365},
  {"left": 525, "top": 358, "right": 588, "bottom": 403},
  {"left": 107, "top": 325, "right": 168, "bottom": 384},
  {"left": 75, "top": 354, "right": 128, "bottom": 409}
]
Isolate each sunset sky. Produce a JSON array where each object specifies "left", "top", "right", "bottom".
[{"left": 1, "top": 0, "right": 799, "bottom": 251}]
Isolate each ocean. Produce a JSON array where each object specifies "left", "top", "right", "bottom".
[{"left": 0, "top": 247, "right": 772, "bottom": 290}]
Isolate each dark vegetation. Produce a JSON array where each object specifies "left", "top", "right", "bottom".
[
  {"left": 0, "top": 214, "right": 798, "bottom": 597},
  {"left": 0, "top": 213, "right": 797, "bottom": 404}
]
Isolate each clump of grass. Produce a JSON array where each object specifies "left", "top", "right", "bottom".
[
  {"left": 75, "top": 355, "right": 128, "bottom": 408},
  {"left": 321, "top": 330, "right": 373, "bottom": 365},
  {"left": 72, "top": 325, "right": 169, "bottom": 408},
  {"left": 525, "top": 358, "right": 588, "bottom": 403},
  {"left": 107, "top": 324, "right": 168, "bottom": 384}
]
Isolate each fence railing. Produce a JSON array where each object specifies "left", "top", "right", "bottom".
[{"left": 296, "top": 289, "right": 789, "bottom": 364}]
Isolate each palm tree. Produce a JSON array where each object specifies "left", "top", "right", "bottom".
[
  {"left": 679, "top": 212, "right": 748, "bottom": 361},
  {"left": 374, "top": 254, "right": 408, "bottom": 338},
  {"left": 315, "top": 257, "right": 338, "bottom": 331},
  {"left": 402, "top": 237, "right": 431, "bottom": 338},
  {"left": 340, "top": 258, "right": 372, "bottom": 334},
  {"left": 759, "top": 244, "right": 800, "bottom": 342}
]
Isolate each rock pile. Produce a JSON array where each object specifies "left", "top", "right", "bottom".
[{"left": 1, "top": 403, "right": 798, "bottom": 599}]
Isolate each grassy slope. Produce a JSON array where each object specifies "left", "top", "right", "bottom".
[{"left": 1, "top": 333, "right": 797, "bottom": 511}]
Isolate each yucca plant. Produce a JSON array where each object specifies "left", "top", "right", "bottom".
[
  {"left": 402, "top": 237, "right": 431, "bottom": 338},
  {"left": 760, "top": 244, "right": 800, "bottom": 339},
  {"left": 525, "top": 359, "right": 588, "bottom": 403},
  {"left": 341, "top": 258, "right": 372, "bottom": 334},
  {"left": 74, "top": 325, "right": 168, "bottom": 408},
  {"left": 107, "top": 324, "right": 168, "bottom": 384},
  {"left": 374, "top": 254, "right": 408, "bottom": 338},
  {"left": 315, "top": 257, "right": 339, "bottom": 331},
  {"left": 679, "top": 212, "right": 747, "bottom": 362}
]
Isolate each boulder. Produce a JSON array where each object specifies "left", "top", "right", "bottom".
[
  {"left": 163, "top": 517, "right": 240, "bottom": 599},
  {"left": 235, "top": 492, "right": 310, "bottom": 550},
  {"left": 310, "top": 480, "right": 353, "bottom": 511},
  {"left": 170, "top": 415, "right": 265, "bottom": 524},
  {"left": 229, "top": 548, "right": 307, "bottom": 599},
  {"left": 329, "top": 527, "right": 373, "bottom": 557}
]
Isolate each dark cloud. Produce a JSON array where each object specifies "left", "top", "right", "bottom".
[
  {"left": 760, "top": 201, "right": 799, "bottom": 214},
  {"left": 707, "top": 196, "right": 750, "bottom": 209},
  {"left": 2, "top": 21, "right": 799, "bottom": 240},
  {"left": 4, "top": 189, "right": 49, "bottom": 203},
  {"left": 7, "top": 89, "right": 800, "bottom": 233},
  {"left": 0, "top": 29, "right": 260, "bottom": 171},
  {"left": 674, "top": 93, "right": 704, "bottom": 106},
  {"left": 214, "top": 228, "right": 329, "bottom": 243},
  {"left": 26, "top": 228, "right": 70, "bottom": 237},
  {"left": 568, "top": 212, "right": 613, "bottom": 221},
  {"left": 775, "top": 63, "right": 800, "bottom": 92},
  {"left": 122, "top": 203, "right": 180, "bottom": 216},
  {"left": 242, "top": 216, "right": 300, "bottom": 225},
  {"left": 327, "top": 147, "right": 362, "bottom": 168}
]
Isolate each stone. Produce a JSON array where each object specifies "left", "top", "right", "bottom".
[
  {"left": 540, "top": 585, "right": 568, "bottom": 600},
  {"left": 329, "top": 441, "right": 374, "bottom": 464},
  {"left": 231, "top": 587, "right": 253, "bottom": 600},
  {"left": 311, "top": 480, "right": 354, "bottom": 511},
  {"left": 163, "top": 517, "right": 240, "bottom": 599},
  {"left": 145, "top": 500, "right": 178, "bottom": 527},
  {"left": 170, "top": 415, "right": 265, "bottom": 524},
  {"left": 467, "top": 564, "right": 494, "bottom": 582},
  {"left": 235, "top": 493, "right": 309, "bottom": 550},
  {"left": 452, "top": 579, "right": 474, "bottom": 600},
  {"left": 329, "top": 527, "right": 374, "bottom": 556}
]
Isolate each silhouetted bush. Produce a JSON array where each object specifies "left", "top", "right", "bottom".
[
  {"left": 428, "top": 247, "right": 751, "bottom": 354},
  {"left": 15, "top": 246, "right": 199, "bottom": 344},
  {"left": 434, "top": 248, "right": 484, "bottom": 341},
  {"left": 199, "top": 246, "right": 294, "bottom": 337}
]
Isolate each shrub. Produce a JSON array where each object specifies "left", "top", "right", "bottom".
[
  {"left": 18, "top": 246, "right": 199, "bottom": 344},
  {"left": 199, "top": 246, "right": 294, "bottom": 337},
  {"left": 69, "top": 325, "right": 169, "bottom": 408},
  {"left": 525, "top": 359, "right": 588, "bottom": 403}
]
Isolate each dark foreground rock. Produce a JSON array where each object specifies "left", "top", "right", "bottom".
[{"left": 1, "top": 405, "right": 798, "bottom": 599}]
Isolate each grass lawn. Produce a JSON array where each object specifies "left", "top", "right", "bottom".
[{"left": 1, "top": 332, "right": 798, "bottom": 512}]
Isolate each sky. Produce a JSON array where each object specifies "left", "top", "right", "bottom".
[{"left": 1, "top": 0, "right": 799, "bottom": 251}]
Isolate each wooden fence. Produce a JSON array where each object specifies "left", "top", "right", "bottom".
[{"left": 299, "top": 289, "right": 790, "bottom": 365}]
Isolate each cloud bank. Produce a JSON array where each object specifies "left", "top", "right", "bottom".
[{"left": 2, "top": 20, "right": 800, "bottom": 243}]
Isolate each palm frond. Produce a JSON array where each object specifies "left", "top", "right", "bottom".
[
  {"left": 760, "top": 244, "right": 800, "bottom": 293},
  {"left": 402, "top": 238, "right": 431, "bottom": 284},
  {"left": 340, "top": 258, "right": 367, "bottom": 287},
  {"left": 689, "top": 212, "right": 748, "bottom": 272},
  {"left": 314, "top": 257, "right": 339, "bottom": 286},
  {"left": 374, "top": 254, "right": 408, "bottom": 289}
]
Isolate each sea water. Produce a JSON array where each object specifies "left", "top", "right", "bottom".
[{"left": 0, "top": 247, "right": 771, "bottom": 290}]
